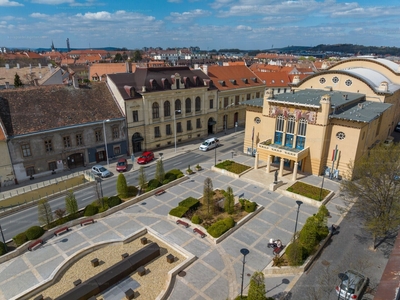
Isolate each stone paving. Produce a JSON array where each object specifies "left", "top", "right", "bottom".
[{"left": 0, "top": 131, "right": 346, "bottom": 300}]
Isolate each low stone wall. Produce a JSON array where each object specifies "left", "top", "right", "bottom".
[
  {"left": 280, "top": 189, "right": 335, "bottom": 208},
  {"left": 211, "top": 164, "right": 253, "bottom": 179}
]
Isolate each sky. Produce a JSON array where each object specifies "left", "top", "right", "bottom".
[{"left": 0, "top": 0, "right": 400, "bottom": 50}]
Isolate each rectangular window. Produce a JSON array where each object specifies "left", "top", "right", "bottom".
[
  {"left": 246, "top": 93, "right": 251, "bottom": 100},
  {"left": 21, "top": 144, "right": 31, "bottom": 157},
  {"left": 95, "top": 130, "right": 102, "bottom": 142},
  {"left": 63, "top": 136, "right": 71, "bottom": 148},
  {"left": 296, "top": 136, "right": 305, "bottom": 150},
  {"left": 177, "top": 122, "right": 182, "bottom": 133},
  {"left": 256, "top": 92, "right": 260, "bottom": 98},
  {"left": 187, "top": 120, "right": 192, "bottom": 130},
  {"left": 76, "top": 134, "right": 83, "bottom": 146},
  {"left": 209, "top": 99, "right": 214, "bottom": 109},
  {"left": 112, "top": 126, "right": 119, "bottom": 139},
  {"left": 235, "top": 95, "right": 240, "bottom": 105},
  {"left": 26, "top": 166, "right": 35, "bottom": 176},
  {"left": 166, "top": 124, "right": 172, "bottom": 135},
  {"left": 44, "top": 140, "right": 52, "bottom": 152},
  {"left": 154, "top": 126, "right": 161, "bottom": 138},
  {"left": 223, "top": 97, "right": 229, "bottom": 108},
  {"left": 114, "top": 146, "right": 121, "bottom": 155},
  {"left": 132, "top": 110, "right": 139, "bottom": 122},
  {"left": 48, "top": 161, "right": 56, "bottom": 171},
  {"left": 196, "top": 118, "right": 201, "bottom": 129},
  {"left": 274, "top": 132, "right": 283, "bottom": 145}
]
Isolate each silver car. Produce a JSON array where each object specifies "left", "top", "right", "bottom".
[
  {"left": 335, "top": 270, "right": 368, "bottom": 300},
  {"left": 91, "top": 165, "right": 111, "bottom": 178}
]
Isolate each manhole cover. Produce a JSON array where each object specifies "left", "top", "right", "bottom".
[
  {"left": 178, "top": 271, "right": 186, "bottom": 277},
  {"left": 141, "top": 202, "right": 146, "bottom": 205},
  {"left": 321, "top": 260, "right": 330, "bottom": 266}
]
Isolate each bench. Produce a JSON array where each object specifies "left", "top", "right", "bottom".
[
  {"left": 193, "top": 228, "right": 206, "bottom": 238},
  {"left": 73, "top": 279, "right": 82, "bottom": 286},
  {"left": 125, "top": 288, "right": 135, "bottom": 300},
  {"left": 28, "top": 239, "right": 43, "bottom": 251},
  {"left": 166, "top": 254, "right": 175, "bottom": 263},
  {"left": 176, "top": 219, "right": 189, "bottom": 228},
  {"left": 273, "top": 246, "right": 284, "bottom": 255},
  {"left": 155, "top": 189, "right": 165, "bottom": 196},
  {"left": 140, "top": 237, "right": 147, "bottom": 245},
  {"left": 54, "top": 226, "right": 69, "bottom": 236},
  {"left": 80, "top": 218, "right": 95, "bottom": 226},
  {"left": 137, "top": 266, "right": 146, "bottom": 276},
  {"left": 91, "top": 258, "right": 99, "bottom": 267}
]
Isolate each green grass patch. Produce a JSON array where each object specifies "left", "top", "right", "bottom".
[
  {"left": 287, "top": 181, "right": 330, "bottom": 201},
  {"left": 215, "top": 160, "right": 251, "bottom": 174}
]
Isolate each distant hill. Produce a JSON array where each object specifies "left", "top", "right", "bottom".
[{"left": 33, "top": 47, "right": 123, "bottom": 53}]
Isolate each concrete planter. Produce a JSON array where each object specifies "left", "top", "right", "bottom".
[{"left": 281, "top": 182, "right": 335, "bottom": 207}]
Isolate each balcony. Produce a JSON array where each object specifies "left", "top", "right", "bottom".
[{"left": 258, "top": 139, "right": 309, "bottom": 161}]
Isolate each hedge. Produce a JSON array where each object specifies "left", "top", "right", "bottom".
[
  {"left": 178, "top": 197, "right": 200, "bottom": 209},
  {"left": 164, "top": 172, "right": 177, "bottom": 181},
  {"left": 126, "top": 185, "right": 138, "bottom": 197},
  {"left": 84, "top": 204, "right": 99, "bottom": 216},
  {"left": 13, "top": 232, "right": 28, "bottom": 247},
  {"left": 25, "top": 226, "right": 45, "bottom": 240},
  {"left": 148, "top": 179, "right": 162, "bottom": 189},
  {"left": 0, "top": 242, "right": 6, "bottom": 256},
  {"left": 108, "top": 196, "right": 122, "bottom": 208},
  {"left": 191, "top": 215, "right": 201, "bottom": 224},
  {"left": 169, "top": 206, "right": 189, "bottom": 218},
  {"left": 244, "top": 201, "right": 257, "bottom": 213},
  {"left": 207, "top": 217, "right": 235, "bottom": 238}
]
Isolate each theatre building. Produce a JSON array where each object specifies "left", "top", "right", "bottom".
[{"left": 243, "top": 58, "right": 400, "bottom": 180}]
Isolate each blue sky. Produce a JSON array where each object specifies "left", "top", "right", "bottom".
[{"left": 1, "top": 0, "right": 400, "bottom": 50}]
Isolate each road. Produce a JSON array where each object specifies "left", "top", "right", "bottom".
[
  {"left": 0, "top": 135, "right": 244, "bottom": 241},
  {"left": 288, "top": 207, "right": 392, "bottom": 300}
]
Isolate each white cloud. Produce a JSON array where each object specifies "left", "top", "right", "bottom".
[
  {"left": 166, "top": 9, "right": 211, "bottom": 23},
  {"left": 30, "top": 13, "right": 49, "bottom": 18},
  {"left": 237, "top": 25, "right": 252, "bottom": 31},
  {"left": 168, "top": 0, "right": 182, "bottom": 3},
  {"left": 31, "top": 0, "right": 74, "bottom": 4},
  {"left": 0, "top": 0, "right": 23, "bottom": 6},
  {"left": 76, "top": 11, "right": 112, "bottom": 20}
]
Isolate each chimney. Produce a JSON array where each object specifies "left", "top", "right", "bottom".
[
  {"left": 142, "top": 86, "right": 146, "bottom": 92},
  {"left": 39, "top": 63, "right": 41, "bottom": 69},
  {"left": 17, "top": 63, "right": 20, "bottom": 69},
  {"left": 379, "top": 81, "right": 388, "bottom": 92},
  {"left": 342, "top": 94, "right": 348, "bottom": 100},
  {"left": 72, "top": 75, "right": 79, "bottom": 89},
  {"left": 5, "top": 82, "right": 9, "bottom": 89},
  {"left": 203, "top": 64, "right": 208, "bottom": 75},
  {"left": 292, "top": 75, "right": 300, "bottom": 84}
]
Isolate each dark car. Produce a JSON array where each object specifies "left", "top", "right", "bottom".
[
  {"left": 137, "top": 151, "right": 155, "bottom": 164},
  {"left": 116, "top": 158, "right": 128, "bottom": 172},
  {"left": 395, "top": 122, "right": 400, "bottom": 132}
]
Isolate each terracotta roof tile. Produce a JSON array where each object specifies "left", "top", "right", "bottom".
[
  {"left": 253, "top": 71, "right": 291, "bottom": 87},
  {"left": 0, "top": 82, "right": 123, "bottom": 136}
]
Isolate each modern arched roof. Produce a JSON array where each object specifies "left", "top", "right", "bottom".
[{"left": 327, "top": 57, "right": 400, "bottom": 75}]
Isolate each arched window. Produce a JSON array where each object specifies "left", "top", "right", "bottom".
[
  {"left": 285, "top": 116, "right": 295, "bottom": 147},
  {"left": 152, "top": 102, "right": 159, "bottom": 119},
  {"left": 274, "top": 114, "right": 284, "bottom": 145},
  {"left": 164, "top": 101, "right": 171, "bottom": 117},
  {"left": 185, "top": 98, "right": 191, "bottom": 113},
  {"left": 195, "top": 96, "right": 201, "bottom": 111},
  {"left": 175, "top": 99, "right": 181, "bottom": 113},
  {"left": 296, "top": 118, "right": 307, "bottom": 150}
]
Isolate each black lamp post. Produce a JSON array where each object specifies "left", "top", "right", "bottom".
[
  {"left": 319, "top": 166, "right": 327, "bottom": 201},
  {"left": 0, "top": 225, "right": 7, "bottom": 253},
  {"left": 240, "top": 248, "right": 250, "bottom": 299},
  {"left": 214, "top": 143, "right": 217, "bottom": 166},
  {"left": 337, "top": 273, "right": 348, "bottom": 300},
  {"left": 294, "top": 200, "right": 303, "bottom": 239}
]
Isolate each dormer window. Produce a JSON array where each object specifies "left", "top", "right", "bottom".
[
  {"left": 251, "top": 77, "right": 257, "bottom": 83},
  {"left": 242, "top": 78, "right": 248, "bottom": 84},
  {"left": 218, "top": 80, "right": 226, "bottom": 86},
  {"left": 229, "top": 79, "right": 236, "bottom": 85}
]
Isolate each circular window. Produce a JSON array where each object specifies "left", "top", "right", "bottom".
[
  {"left": 319, "top": 78, "right": 326, "bottom": 84},
  {"left": 336, "top": 132, "right": 346, "bottom": 140},
  {"left": 345, "top": 79, "right": 352, "bottom": 86},
  {"left": 332, "top": 76, "right": 339, "bottom": 83},
  {"left": 254, "top": 117, "right": 261, "bottom": 124}
]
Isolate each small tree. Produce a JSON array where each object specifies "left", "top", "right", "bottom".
[
  {"left": 155, "top": 160, "right": 165, "bottom": 182},
  {"left": 247, "top": 271, "right": 266, "bottom": 300},
  {"left": 138, "top": 166, "right": 147, "bottom": 193},
  {"left": 116, "top": 173, "right": 128, "bottom": 198},
  {"left": 14, "top": 73, "right": 23, "bottom": 87},
  {"left": 38, "top": 198, "right": 53, "bottom": 226},
  {"left": 224, "top": 186, "right": 235, "bottom": 214},
  {"left": 203, "top": 177, "right": 214, "bottom": 216},
  {"left": 65, "top": 190, "right": 78, "bottom": 215},
  {"left": 132, "top": 50, "right": 142, "bottom": 62},
  {"left": 54, "top": 208, "right": 66, "bottom": 220}
]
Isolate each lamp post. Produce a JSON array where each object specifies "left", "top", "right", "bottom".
[
  {"left": 319, "top": 166, "right": 327, "bottom": 201},
  {"left": 103, "top": 119, "right": 110, "bottom": 167},
  {"left": 337, "top": 273, "right": 348, "bottom": 300},
  {"left": 240, "top": 248, "right": 250, "bottom": 299},
  {"left": 294, "top": 200, "right": 303, "bottom": 239},
  {"left": 174, "top": 110, "right": 181, "bottom": 153},
  {"left": 0, "top": 225, "right": 7, "bottom": 254}
]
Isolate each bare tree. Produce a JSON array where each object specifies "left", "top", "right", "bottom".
[
  {"left": 65, "top": 190, "right": 78, "bottom": 215},
  {"left": 138, "top": 166, "right": 147, "bottom": 193},
  {"left": 341, "top": 143, "right": 400, "bottom": 249},
  {"left": 38, "top": 198, "right": 53, "bottom": 226}
]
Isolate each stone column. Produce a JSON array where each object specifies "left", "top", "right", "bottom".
[
  {"left": 292, "top": 162, "right": 298, "bottom": 181},
  {"left": 266, "top": 155, "right": 271, "bottom": 173},
  {"left": 279, "top": 158, "right": 284, "bottom": 177},
  {"left": 254, "top": 152, "right": 259, "bottom": 170}
]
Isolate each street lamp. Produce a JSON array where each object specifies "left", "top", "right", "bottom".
[
  {"left": 103, "top": 119, "right": 110, "bottom": 166},
  {"left": 293, "top": 200, "right": 303, "bottom": 239},
  {"left": 174, "top": 110, "right": 181, "bottom": 153},
  {"left": 0, "top": 225, "right": 7, "bottom": 254},
  {"left": 319, "top": 166, "right": 327, "bottom": 201},
  {"left": 96, "top": 177, "right": 104, "bottom": 207},
  {"left": 240, "top": 248, "right": 250, "bottom": 299}
]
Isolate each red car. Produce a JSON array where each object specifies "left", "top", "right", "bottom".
[
  {"left": 116, "top": 158, "right": 128, "bottom": 172},
  {"left": 137, "top": 151, "right": 155, "bottom": 164}
]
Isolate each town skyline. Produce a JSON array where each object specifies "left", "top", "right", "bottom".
[{"left": 1, "top": 0, "right": 399, "bottom": 50}]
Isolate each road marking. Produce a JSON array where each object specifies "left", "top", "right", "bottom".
[
  {"left": 81, "top": 196, "right": 92, "bottom": 201},
  {"left": 173, "top": 162, "right": 181, "bottom": 166}
]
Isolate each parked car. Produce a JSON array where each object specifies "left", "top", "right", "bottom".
[
  {"left": 91, "top": 165, "right": 111, "bottom": 178},
  {"left": 199, "top": 137, "right": 220, "bottom": 151},
  {"left": 395, "top": 122, "right": 400, "bottom": 132},
  {"left": 116, "top": 158, "right": 128, "bottom": 172},
  {"left": 137, "top": 151, "right": 155, "bottom": 164},
  {"left": 335, "top": 270, "right": 368, "bottom": 300}
]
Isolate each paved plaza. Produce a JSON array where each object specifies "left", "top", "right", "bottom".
[{"left": 0, "top": 131, "right": 346, "bottom": 300}]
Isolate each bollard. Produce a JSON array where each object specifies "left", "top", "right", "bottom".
[
  {"left": 36, "top": 184, "right": 39, "bottom": 189},
  {"left": 23, "top": 188, "right": 25, "bottom": 193},
  {"left": 30, "top": 186, "right": 32, "bottom": 191}
]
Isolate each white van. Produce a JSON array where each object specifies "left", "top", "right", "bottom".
[{"left": 199, "top": 138, "right": 220, "bottom": 151}]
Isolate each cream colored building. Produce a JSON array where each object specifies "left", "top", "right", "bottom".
[
  {"left": 243, "top": 58, "right": 400, "bottom": 179},
  {"left": 107, "top": 66, "right": 218, "bottom": 154}
]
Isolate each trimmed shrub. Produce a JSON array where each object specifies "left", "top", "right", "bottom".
[
  {"left": 13, "top": 232, "right": 28, "bottom": 247},
  {"left": 164, "top": 172, "right": 176, "bottom": 181},
  {"left": 167, "top": 169, "right": 183, "bottom": 176},
  {"left": 298, "top": 217, "right": 318, "bottom": 253},
  {"left": 179, "top": 197, "right": 200, "bottom": 209},
  {"left": 207, "top": 217, "right": 235, "bottom": 238},
  {"left": 162, "top": 179, "right": 171, "bottom": 185},
  {"left": 244, "top": 201, "right": 257, "bottom": 213},
  {"left": 116, "top": 173, "right": 128, "bottom": 198},
  {"left": 98, "top": 205, "right": 109, "bottom": 213},
  {"left": 286, "top": 240, "right": 306, "bottom": 266},
  {"left": 107, "top": 196, "right": 122, "bottom": 208},
  {"left": 191, "top": 215, "right": 201, "bottom": 224},
  {"left": 239, "top": 198, "right": 246, "bottom": 207},
  {"left": 0, "top": 242, "right": 6, "bottom": 256},
  {"left": 148, "top": 179, "right": 162, "bottom": 188},
  {"left": 25, "top": 226, "right": 45, "bottom": 240},
  {"left": 169, "top": 206, "right": 189, "bottom": 218},
  {"left": 84, "top": 204, "right": 99, "bottom": 216},
  {"left": 177, "top": 173, "right": 184, "bottom": 179},
  {"left": 126, "top": 185, "right": 138, "bottom": 197}
]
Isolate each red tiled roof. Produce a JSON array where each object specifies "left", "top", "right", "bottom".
[
  {"left": 253, "top": 71, "right": 291, "bottom": 87},
  {"left": 89, "top": 63, "right": 133, "bottom": 80},
  {"left": 0, "top": 83, "right": 123, "bottom": 136}
]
